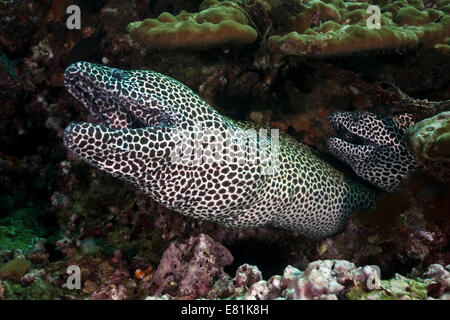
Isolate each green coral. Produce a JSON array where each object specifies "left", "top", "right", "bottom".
[
  {"left": 347, "top": 274, "right": 428, "bottom": 300},
  {"left": 0, "top": 259, "right": 31, "bottom": 280},
  {"left": 268, "top": 0, "right": 450, "bottom": 56},
  {"left": 406, "top": 111, "right": 450, "bottom": 162},
  {"left": 393, "top": 6, "right": 438, "bottom": 26},
  {"left": 127, "top": 0, "right": 258, "bottom": 50},
  {"left": 434, "top": 43, "right": 450, "bottom": 55},
  {"left": 1, "top": 277, "right": 73, "bottom": 300},
  {"left": 0, "top": 208, "right": 49, "bottom": 253}
]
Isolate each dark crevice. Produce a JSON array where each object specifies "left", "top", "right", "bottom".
[{"left": 224, "top": 238, "right": 294, "bottom": 279}]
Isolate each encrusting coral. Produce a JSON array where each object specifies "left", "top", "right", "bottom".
[
  {"left": 127, "top": 0, "right": 258, "bottom": 50},
  {"left": 0, "top": 258, "right": 31, "bottom": 281},
  {"left": 267, "top": 0, "right": 450, "bottom": 56},
  {"left": 406, "top": 111, "right": 450, "bottom": 182},
  {"left": 407, "top": 111, "right": 450, "bottom": 163}
]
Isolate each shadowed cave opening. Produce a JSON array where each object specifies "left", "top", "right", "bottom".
[
  {"left": 224, "top": 238, "right": 294, "bottom": 280},
  {"left": 223, "top": 236, "right": 424, "bottom": 281}
]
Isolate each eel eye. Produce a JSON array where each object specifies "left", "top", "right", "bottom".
[{"left": 112, "top": 69, "right": 124, "bottom": 81}]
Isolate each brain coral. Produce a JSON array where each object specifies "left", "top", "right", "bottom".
[
  {"left": 268, "top": 0, "right": 450, "bottom": 56},
  {"left": 127, "top": 0, "right": 258, "bottom": 50}
]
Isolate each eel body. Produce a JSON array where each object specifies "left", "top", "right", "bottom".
[{"left": 63, "top": 62, "right": 415, "bottom": 239}]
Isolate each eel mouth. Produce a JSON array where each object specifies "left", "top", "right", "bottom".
[
  {"left": 329, "top": 112, "right": 375, "bottom": 147},
  {"left": 64, "top": 62, "right": 175, "bottom": 131}
]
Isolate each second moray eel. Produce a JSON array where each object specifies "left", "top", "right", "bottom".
[{"left": 63, "top": 62, "right": 417, "bottom": 239}]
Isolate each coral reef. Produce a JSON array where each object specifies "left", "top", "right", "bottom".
[
  {"left": 0, "top": 258, "right": 31, "bottom": 281},
  {"left": 147, "top": 234, "right": 233, "bottom": 298},
  {"left": 0, "top": 230, "right": 448, "bottom": 300},
  {"left": 407, "top": 111, "right": 450, "bottom": 163},
  {"left": 146, "top": 256, "right": 449, "bottom": 300},
  {"left": 127, "top": 0, "right": 258, "bottom": 49},
  {"left": 406, "top": 111, "right": 450, "bottom": 182},
  {"left": 0, "top": 0, "right": 448, "bottom": 300},
  {"left": 0, "top": 208, "right": 50, "bottom": 253},
  {"left": 312, "top": 172, "right": 450, "bottom": 275},
  {"left": 267, "top": 0, "right": 450, "bottom": 56},
  {"left": 424, "top": 263, "right": 450, "bottom": 299},
  {"left": 238, "top": 260, "right": 407, "bottom": 300}
]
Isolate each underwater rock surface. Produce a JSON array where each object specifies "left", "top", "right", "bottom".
[
  {"left": 0, "top": 0, "right": 448, "bottom": 300},
  {"left": 147, "top": 234, "right": 233, "bottom": 299}
]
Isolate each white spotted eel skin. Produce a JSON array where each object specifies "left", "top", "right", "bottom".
[
  {"left": 63, "top": 62, "right": 416, "bottom": 239},
  {"left": 328, "top": 112, "right": 418, "bottom": 192}
]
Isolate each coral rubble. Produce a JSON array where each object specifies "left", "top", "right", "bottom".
[{"left": 147, "top": 234, "right": 233, "bottom": 298}]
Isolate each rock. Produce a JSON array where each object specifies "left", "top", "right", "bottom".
[{"left": 148, "top": 233, "right": 233, "bottom": 299}]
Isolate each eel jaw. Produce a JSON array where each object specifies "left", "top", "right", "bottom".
[
  {"left": 329, "top": 112, "right": 381, "bottom": 146},
  {"left": 327, "top": 111, "right": 417, "bottom": 192},
  {"left": 327, "top": 112, "right": 378, "bottom": 164},
  {"left": 63, "top": 62, "right": 180, "bottom": 184},
  {"left": 63, "top": 121, "right": 176, "bottom": 186}
]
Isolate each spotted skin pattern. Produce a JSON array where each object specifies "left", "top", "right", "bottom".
[
  {"left": 328, "top": 111, "right": 418, "bottom": 192},
  {"left": 64, "top": 62, "right": 380, "bottom": 239}
]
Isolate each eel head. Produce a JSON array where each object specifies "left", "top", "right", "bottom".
[
  {"left": 63, "top": 62, "right": 226, "bottom": 191},
  {"left": 327, "top": 111, "right": 417, "bottom": 192}
]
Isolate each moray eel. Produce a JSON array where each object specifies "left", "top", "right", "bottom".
[
  {"left": 63, "top": 62, "right": 413, "bottom": 239},
  {"left": 328, "top": 112, "right": 418, "bottom": 192}
]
